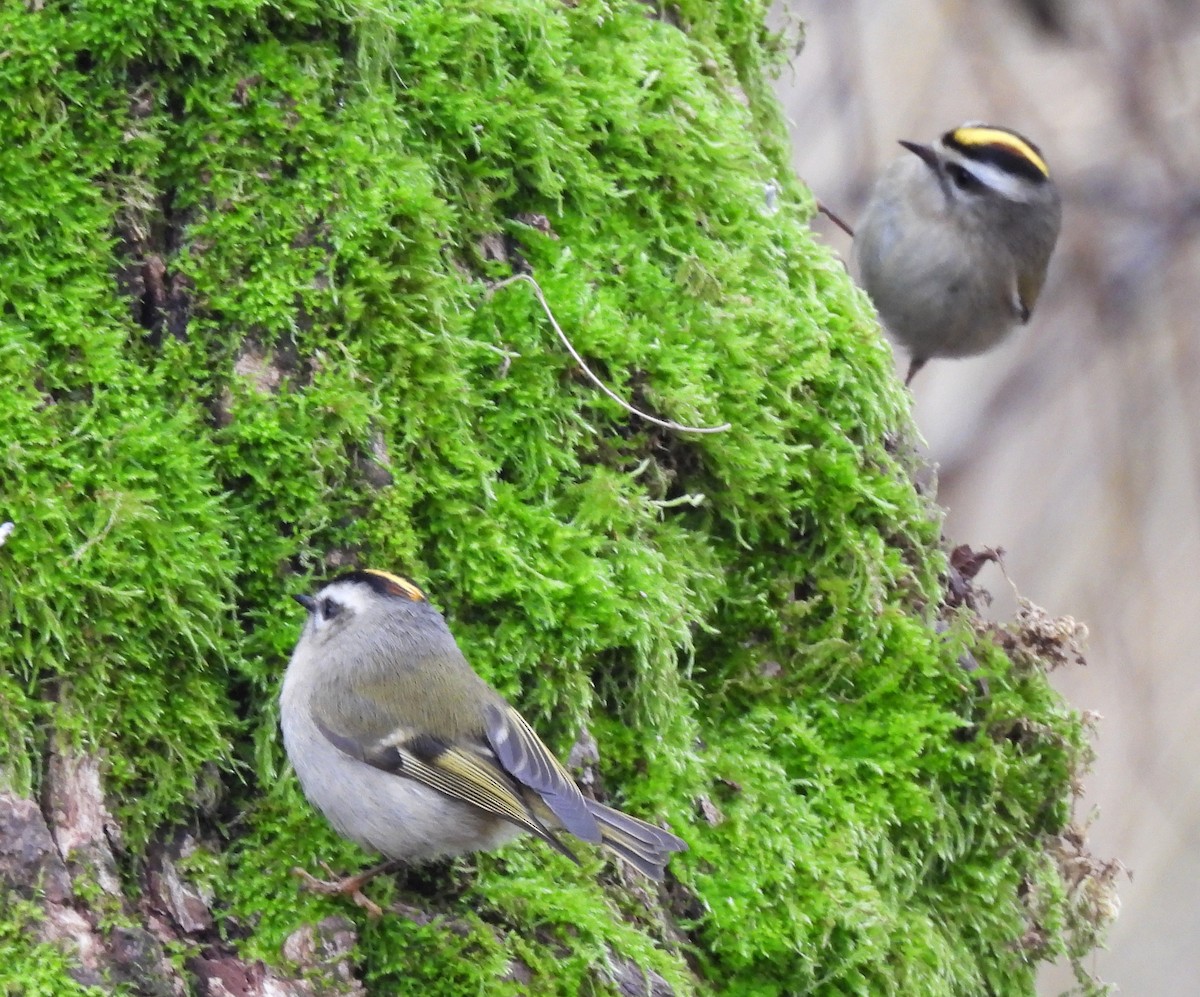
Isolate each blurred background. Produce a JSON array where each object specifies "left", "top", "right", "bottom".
[{"left": 771, "top": 1, "right": 1200, "bottom": 993}]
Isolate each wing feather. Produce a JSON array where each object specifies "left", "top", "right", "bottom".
[
  {"left": 1014, "top": 269, "right": 1045, "bottom": 324},
  {"left": 313, "top": 715, "right": 580, "bottom": 863},
  {"left": 484, "top": 702, "right": 602, "bottom": 843}
]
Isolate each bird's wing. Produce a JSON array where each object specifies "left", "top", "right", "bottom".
[
  {"left": 483, "top": 702, "right": 602, "bottom": 844},
  {"left": 1014, "top": 268, "right": 1046, "bottom": 323},
  {"left": 313, "top": 715, "right": 581, "bottom": 863}
]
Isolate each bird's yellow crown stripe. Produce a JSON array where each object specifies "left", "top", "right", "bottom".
[
  {"left": 363, "top": 569, "right": 425, "bottom": 601},
  {"left": 951, "top": 126, "right": 1050, "bottom": 178}
]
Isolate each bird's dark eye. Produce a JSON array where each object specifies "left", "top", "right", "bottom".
[
  {"left": 948, "top": 163, "right": 981, "bottom": 192},
  {"left": 319, "top": 597, "right": 342, "bottom": 620}
]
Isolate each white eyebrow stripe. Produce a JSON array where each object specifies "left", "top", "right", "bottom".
[{"left": 955, "top": 159, "right": 1038, "bottom": 203}]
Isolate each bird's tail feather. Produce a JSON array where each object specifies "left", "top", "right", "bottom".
[{"left": 587, "top": 800, "right": 687, "bottom": 881}]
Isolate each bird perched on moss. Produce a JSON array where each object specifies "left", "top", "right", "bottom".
[
  {"left": 280, "top": 569, "right": 687, "bottom": 910},
  {"left": 855, "top": 123, "right": 1062, "bottom": 384}
]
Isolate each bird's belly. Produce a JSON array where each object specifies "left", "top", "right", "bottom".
[
  {"left": 859, "top": 206, "right": 1017, "bottom": 359},
  {"left": 863, "top": 236, "right": 1016, "bottom": 359},
  {"left": 284, "top": 713, "right": 525, "bottom": 863}
]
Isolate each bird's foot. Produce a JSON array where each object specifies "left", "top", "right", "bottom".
[
  {"left": 291, "top": 860, "right": 397, "bottom": 918},
  {"left": 904, "top": 356, "right": 929, "bottom": 386}
]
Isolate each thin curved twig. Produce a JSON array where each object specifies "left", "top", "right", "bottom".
[
  {"left": 487, "top": 273, "right": 731, "bottom": 435},
  {"left": 817, "top": 200, "right": 855, "bottom": 238}
]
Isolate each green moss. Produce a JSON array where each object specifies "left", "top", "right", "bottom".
[
  {"left": 0, "top": 0, "right": 1105, "bottom": 993},
  {"left": 0, "top": 899, "right": 115, "bottom": 997}
]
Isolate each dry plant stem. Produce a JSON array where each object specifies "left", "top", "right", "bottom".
[
  {"left": 488, "top": 273, "right": 731, "bottom": 435},
  {"left": 817, "top": 201, "right": 855, "bottom": 238},
  {"left": 292, "top": 860, "right": 400, "bottom": 918}
]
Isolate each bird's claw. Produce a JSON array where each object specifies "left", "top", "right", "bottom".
[{"left": 291, "top": 863, "right": 385, "bottom": 918}]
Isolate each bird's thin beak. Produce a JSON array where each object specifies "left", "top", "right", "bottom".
[
  {"left": 293, "top": 593, "right": 317, "bottom": 612},
  {"left": 898, "top": 140, "right": 939, "bottom": 172}
]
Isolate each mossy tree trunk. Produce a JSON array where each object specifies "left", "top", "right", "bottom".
[{"left": 0, "top": 2, "right": 1111, "bottom": 995}]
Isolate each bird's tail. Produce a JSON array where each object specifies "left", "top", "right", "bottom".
[{"left": 587, "top": 801, "right": 687, "bottom": 881}]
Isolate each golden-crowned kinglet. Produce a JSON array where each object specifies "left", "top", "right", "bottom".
[
  {"left": 281, "top": 569, "right": 687, "bottom": 905},
  {"left": 854, "top": 123, "right": 1062, "bottom": 384}
]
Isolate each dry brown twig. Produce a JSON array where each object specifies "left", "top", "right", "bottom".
[{"left": 817, "top": 201, "right": 855, "bottom": 237}]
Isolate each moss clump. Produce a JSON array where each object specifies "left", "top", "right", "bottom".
[
  {"left": 0, "top": 900, "right": 111, "bottom": 996},
  {"left": 0, "top": 0, "right": 1105, "bottom": 994}
]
